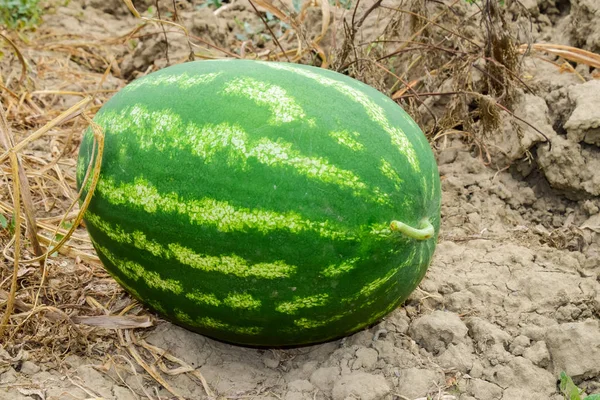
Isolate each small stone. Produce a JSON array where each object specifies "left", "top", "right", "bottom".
[
  {"left": 468, "top": 378, "right": 503, "bottom": 400},
  {"left": 467, "top": 317, "right": 511, "bottom": 348},
  {"left": 284, "top": 392, "right": 306, "bottom": 400},
  {"left": 112, "top": 385, "right": 138, "bottom": 400},
  {"left": 288, "top": 379, "right": 314, "bottom": 393},
  {"left": 523, "top": 341, "right": 550, "bottom": 368},
  {"left": 0, "top": 367, "right": 17, "bottom": 384},
  {"left": 469, "top": 360, "right": 485, "bottom": 378},
  {"left": 396, "top": 368, "right": 444, "bottom": 399},
  {"left": 309, "top": 367, "right": 340, "bottom": 394},
  {"left": 352, "top": 348, "right": 378, "bottom": 371},
  {"left": 545, "top": 320, "right": 600, "bottom": 378},
  {"left": 501, "top": 388, "right": 558, "bottom": 400},
  {"left": 491, "top": 357, "right": 555, "bottom": 395},
  {"left": 437, "top": 343, "right": 474, "bottom": 373},
  {"left": 583, "top": 200, "right": 599, "bottom": 215},
  {"left": 19, "top": 361, "right": 41, "bottom": 375},
  {"left": 331, "top": 372, "right": 390, "bottom": 400},
  {"left": 509, "top": 335, "right": 531, "bottom": 356},
  {"left": 263, "top": 355, "right": 279, "bottom": 369},
  {"left": 409, "top": 311, "right": 468, "bottom": 354}
]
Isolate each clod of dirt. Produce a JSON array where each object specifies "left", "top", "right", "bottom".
[
  {"left": 408, "top": 310, "right": 469, "bottom": 355},
  {"left": 569, "top": 0, "right": 600, "bottom": 52},
  {"left": 201, "top": 362, "right": 280, "bottom": 394},
  {"left": 395, "top": 368, "right": 444, "bottom": 399},
  {"left": 565, "top": 80, "right": 600, "bottom": 146},
  {"left": 523, "top": 341, "right": 551, "bottom": 368},
  {"left": 287, "top": 379, "right": 314, "bottom": 393},
  {"left": 495, "top": 93, "right": 556, "bottom": 164},
  {"left": 18, "top": 361, "right": 40, "bottom": 376},
  {"left": 185, "top": 7, "right": 229, "bottom": 46},
  {"left": 489, "top": 357, "right": 556, "bottom": 396},
  {"left": 467, "top": 317, "right": 511, "bottom": 349},
  {"left": 83, "top": 0, "right": 130, "bottom": 16},
  {"left": 352, "top": 347, "right": 379, "bottom": 371},
  {"left": 545, "top": 319, "right": 600, "bottom": 379},
  {"left": 309, "top": 366, "right": 340, "bottom": 395},
  {"left": 466, "top": 378, "right": 503, "bottom": 400},
  {"left": 331, "top": 372, "right": 391, "bottom": 400},
  {"left": 437, "top": 343, "right": 475, "bottom": 373},
  {"left": 524, "top": 58, "right": 583, "bottom": 93},
  {"left": 537, "top": 135, "right": 600, "bottom": 197},
  {"left": 120, "top": 38, "right": 169, "bottom": 79},
  {"left": 509, "top": 335, "right": 531, "bottom": 356}
]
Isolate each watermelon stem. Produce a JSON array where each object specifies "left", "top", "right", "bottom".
[{"left": 389, "top": 218, "right": 434, "bottom": 241}]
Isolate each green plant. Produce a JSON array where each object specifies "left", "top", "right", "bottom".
[
  {"left": 196, "top": 0, "right": 222, "bottom": 10},
  {"left": 0, "top": 0, "right": 42, "bottom": 29},
  {"left": 560, "top": 372, "right": 600, "bottom": 400},
  {"left": 77, "top": 60, "right": 441, "bottom": 346},
  {"left": 0, "top": 213, "right": 15, "bottom": 235},
  {"left": 0, "top": 213, "right": 8, "bottom": 229}
]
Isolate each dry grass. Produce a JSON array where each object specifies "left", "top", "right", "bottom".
[{"left": 1, "top": 0, "right": 599, "bottom": 397}]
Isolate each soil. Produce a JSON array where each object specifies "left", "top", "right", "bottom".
[{"left": 0, "top": 0, "right": 599, "bottom": 399}]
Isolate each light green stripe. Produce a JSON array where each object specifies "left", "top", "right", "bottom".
[
  {"left": 146, "top": 299, "right": 168, "bottom": 314},
  {"left": 76, "top": 154, "right": 86, "bottom": 184},
  {"left": 96, "top": 175, "right": 353, "bottom": 241},
  {"left": 222, "top": 77, "right": 310, "bottom": 125},
  {"left": 185, "top": 291, "right": 263, "bottom": 310},
  {"left": 174, "top": 310, "right": 262, "bottom": 335},
  {"left": 198, "top": 316, "right": 262, "bottom": 335},
  {"left": 223, "top": 293, "right": 261, "bottom": 310},
  {"left": 294, "top": 314, "right": 344, "bottom": 329},
  {"left": 86, "top": 212, "right": 168, "bottom": 257},
  {"left": 93, "top": 241, "right": 183, "bottom": 295},
  {"left": 169, "top": 243, "right": 295, "bottom": 279},
  {"left": 85, "top": 210, "right": 296, "bottom": 279},
  {"left": 379, "top": 159, "right": 403, "bottom": 190},
  {"left": 122, "top": 72, "right": 222, "bottom": 93},
  {"left": 260, "top": 62, "right": 420, "bottom": 172},
  {"left": 321, "top": 257, "right": 360, "bottom": 277},
  {"left": 345, "top": 298, "right": 399, "bottom": 334},
  {"left": 275, "top": 293, "right": 329, "bottom": 314},
  {"left": 328, "top": 130, "right": 364, "bottom": 151},
  {"left": 105, "top": 262, "right": 143, "bottom": 300},
  {"left": 186, "top": 291, "right": 221, "bottom": 306},
  {"left": 292, "top": 277, "right": 401, "bottom": 331},
  {"left": 341, "top": 252, "right": 415, "bottom": 303},
  {"left": 97, "top": 106, "right": 388, "bottom": 205},
  {"left": 355, "top": 268, "right": 397, "bottom": 298}
]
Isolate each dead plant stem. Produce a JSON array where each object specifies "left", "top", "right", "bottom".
[
  {"left": 0, "top": 152, "right": 21, "bottom": 338},
  {"left": 248, "top": 0, "right": 291, "bottom": 62}
]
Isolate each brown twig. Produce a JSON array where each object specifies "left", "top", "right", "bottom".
[
  {"left": 336, "top": 0, "right": 383, "bottom": 71},
  {"left": 0, "top": 30, "right": 27, "bottom": 84},
  {"left": 248, "top": 0, "right": 291, "bottom": 62},
  {"left": 397, "top": 89, "right": 551, "bottom": 146},
  {"left": 155, "top": 0, "right": 170, "bottom": 65},
  {"left": 0, "top": 152, "right": 21, "bottom": 338},
  {"left": 0, "top": 102, "right": 45, "bottom": 266},
  {"left": 520, "top": 43, "right": 600, "bottom": 69}
]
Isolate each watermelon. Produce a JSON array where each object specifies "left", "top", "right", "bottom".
[{"left": 77, "top": 60, "right": 441, "bottom": 347}]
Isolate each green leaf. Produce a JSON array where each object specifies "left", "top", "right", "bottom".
[
  {"left": 292, "top": 0, "right": 302, "bottom": 12},
  {"left": 0, "top": 213, "right": 7, "bottom": 229},
  {"left": 583, "top": 395, "right": 600, "bottom": 400},
  {"left": 560, "top": 372, "right": 582, "bottom": 400}
]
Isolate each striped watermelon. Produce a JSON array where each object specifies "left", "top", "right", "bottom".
[{"left": 77, "top": 60, "right": 441, "bottom": 347}]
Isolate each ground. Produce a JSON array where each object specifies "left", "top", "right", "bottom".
[{"left": 0, "top": 0, "right": 599, "bottom": 399}]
